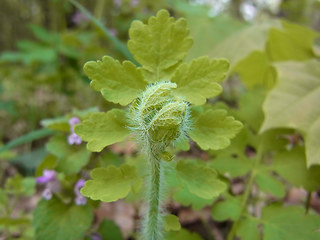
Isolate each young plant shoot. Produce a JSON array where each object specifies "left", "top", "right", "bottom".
[{"left": 75, "top": 9, "right": 242, "bottom": 240}]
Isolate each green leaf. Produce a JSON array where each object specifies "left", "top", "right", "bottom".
[
  {"left": 273, "top": 147, "right": 320, "bottom": 191},
  {"left": 98, "top": 219, "right": 124, "bottom": 240},
  {"left": 84, "top": 56, "right": 146, "bottom": 105},
  {"left": 81, "top": 164, "right": 142, "bottom": 202},
  {"left": 210, "top": 21, "right": 281, "bottom": 69},
  {"left": 0, "top": 129, "right": 55, "bottom": 154},
  {"left": 5, "top": 175, "right": 35, "bottom": 196},
  {"left": 233, "top": 51, "right": 276, "bottom": 89},
  {"left": 46, "top": 135, "right": 90, "bottom": 175},
  {"left": 211, "top": 196, "right": 242, "bottom": 221},
  {"left": 188, "top": 107, "right": 243, "bottom": 150},
  {"left": 128, "top": 9, "right": 193, "bottom": 82},
  {"left": 173, "top": 187, "right": 216, "bottom": 210},
  {"left": 211, "top": 155, "right": 252, "bottom": 178},
  {"left": 35, "top": 154, "right": 58, "bottom": 177},
  {"left": 175, "top": 160, "right": 226, "bottom": 199},
  {"left": 0, "top": 217, "right": 30, "bottom": 226},
  {"left": 33, "top": 197, "right": 93, "bottom": 240},
  {"left": 163, "top": 214, "right": 181, "bottom": 232},
  {"left": 267, "top": 21, "right": 318, "bottom": 62},
  {"left": 166, "top": 228, "right": 203, "bottom": 240},
  {"left": 261, "top": 204, "right": 320, "bottom": 240},
  {"left": 261, "top": 60, "right": 320, "bottom": 166},
  {"left": 236, "top": 217, "right": 260, "bottom": 240},
  {"left": 75, "top": 109, "right": 130, "bottom": 152},
  {"left": 256, "top": 171, "right": 285, "bottom": 198},
  {"left": 171, "top": 56, "right": 228, "bottom": 105}
]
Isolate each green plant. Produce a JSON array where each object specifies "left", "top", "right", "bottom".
[{"left": 75, "top": 9, "right": 242, "bottom": 239}]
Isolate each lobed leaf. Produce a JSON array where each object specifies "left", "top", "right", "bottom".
[
  {"left": 84, "top": 56, "right": 147, "bottom": 105},
  {"left": 75, "top": 109, "right": 130, "bottom": 152},
  {"left": 33, "top": 197, "right": 93, "bottom": 240},
  {"left": 175, "top": 160, "right": 226, "bottom": 199},
  {"left": 172, "top": 56, "right": 229, "bottom": 105},
  {"left": 81, "top": 164, "right": 142, "bottom": 202},
  {"left": 128, "top": 9, "right": 193, "bottom": 82},
  {"left": 188, "top": 107, "right": 243, "bottom": 150},
  {"left": 163, "top": 214, "right": 181, "bottom": 232}
]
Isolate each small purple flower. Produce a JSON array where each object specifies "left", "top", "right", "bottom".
[
  {"left": 131, "top": 0, "right": 139, "bottom": 7},
  {"left": 36, "top": 169, "right": 60, "bottom": 200},
  {"left": 36, "top": 169, "right": 56, "bottom": 184},
  {"left": 42, "top": 188, "right": 53, "bottom": 200},
  {"left": 68, "top": 133, "right": 82, "bottom": 145},
  {"left": 68, "top": 117, "right": 82, "bottom": 145},
  {"left": 74, "top": 179, "right": 87, "bottom": 205},
  {"left": 114, "top": 0, "right": 121, "bottom": 8}
]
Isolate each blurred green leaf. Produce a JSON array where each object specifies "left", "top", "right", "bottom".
[
  {"left": 166, "top": 228, "right": 203, "bottom": 240},
  {"left": 33, "top": 197, "right": 93, "bottom": 240},
  {"left": 163, "top": 214, "right": 181, "bottom": 232},
  {"left": 212, "top": 195, "right": 242, "bottom": 221},
  {"left": 98, "top": 219, "right": 123, "bottom": 240}
]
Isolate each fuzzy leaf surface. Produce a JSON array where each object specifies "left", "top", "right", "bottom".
[
  {"left": 75, "top": 109, "right": 130, "bottom": 152},
  {"left": 261, "top": 204, "right": 320, "bottom": 240},
  {"left": 33, "top": 197, "right": 93, "bottom": 240},
  {"left": 261, "top": 60, "right": 320, "bottom": 166},
  {"left": 175, "top": 160, "right": 226, "bottom": 199},
  {"left": 172, "top": 56, "right": 229, "bottom": 105},
  {"left": 128, "top": 9, "right": 193, "bottom": 82},
  {"left": 83, "top": 56, "right": 146, "bottom": 105},
  {"left": 188, "top": 107, "right": 243, "bottom": 150},
  {"left": 81, "top": 164, "right": 142, "bottom": 202}
]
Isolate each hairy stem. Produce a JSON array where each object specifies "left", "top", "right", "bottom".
[{"left": 143, "top": 151, "right": 163, "bottom": 240}]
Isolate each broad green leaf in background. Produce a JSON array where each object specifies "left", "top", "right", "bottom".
[
  {"left": 173, "top": 187, "right": 216, "bottom": 210},
  {"left": 236, "top": 217, "right": 260, "bottom": 240},
  {"left": 81, "top": 164, "right": 142, "bottom": 202},
  {"left": 255, "top": 171, "right": 286, "bottom": 198},
  {"left": 75, "top": 109, "right": 130, "bottom": 152},
  {"left": 175, "top": 160, "right": 226, "bottom": 199},
  {"left": 84, "top": 56, "right": 147, "bottom": 105},
  {"left": 171, "top": 56, "right": 229, "bottom": 105},
  {"left": 273, "top": 147, "right": 320, "bottom": 191},
  {"left": 33, "top": 197, "right": 93, "bottom": 240},
  {"left": 35, "top": 154, "right": 58, "bottom": 177},
  {"left": 166, "top": 228, "right": 203, "bottom": 240},
  {"left": 188, "top": 107, "right": 243, "bottom": 150},
  {"left": 46, "top": 135, "right": 90, "bottom": 175},
  {"left": 267, "top": 21, "right": 319, "bottom": 62},
  {"left": 261, "top": 204, "right": 320, "bottom": 240},
  {"left": 163, "top": 214, "right": 181, "bottom": 232},
  {"left": 261, "top": 60, "right": 320, "bottom": 166},
  {"left": 128, "top": 9, "right": 193, "bottom": 82},
  {"left": 232, "top": 51, "right": 276, "bottom": 89},
  {"left": 5, "top": 175, "right": 35, "bottom": 196},
  {"left": 211, "top": 155, "right": 252, "bottom": 178},
  {"left": 210, "top": 21, "right": 280, "bottom": 69},
  {"left": 211, "top": 195, "right": 242, "bottom": 221},
  {"left": 98, "top": 219, "right": 124, "bottom": 240}
]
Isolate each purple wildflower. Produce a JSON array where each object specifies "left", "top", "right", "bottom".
[
  {"left": 74, "top": 179, "right": 87, "bottom": 205},
  {"left": 36, "top": 169, "right": 56, "bottom": 184},
  {"left": 36, "top": 169, "right": 60, "bottom": 200},
  {"left": 68, "top": 117, "right": 82, "bottom": 145}
]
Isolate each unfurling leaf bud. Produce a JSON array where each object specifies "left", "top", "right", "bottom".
[{"left": 130, "top": 81, "right": 190, "bottom": 153}]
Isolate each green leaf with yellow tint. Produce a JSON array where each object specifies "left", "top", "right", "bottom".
[
  {"left": 75, "top": 109, "right": 130, "bottom": 152},
  {"left": 128, "top": 9, "right": 193, "bottom": 82},
  {"left": 172, "top": 56, "right": 229, "bottom": 105},
  {"left": 81, "top": 164, "right": 142, "bottom": 202},
  {"left": 84, "top": 56, "right": 146, "bottom": 105}
]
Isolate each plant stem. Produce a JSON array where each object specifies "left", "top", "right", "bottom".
[
  {"left": 227, "top": 151, "right": 262, "bottom": 240},
  {"left": 144, "top": 151, "right": 163, "bottom": 240}
]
